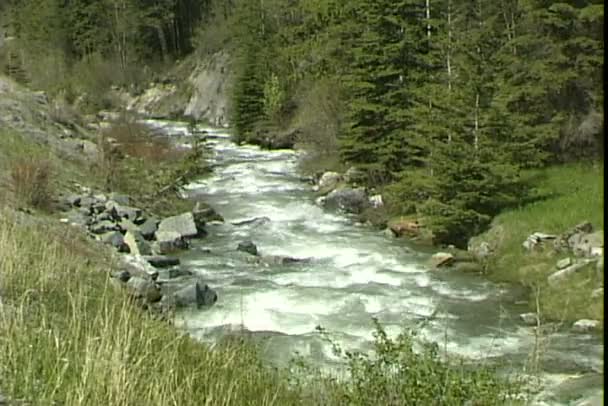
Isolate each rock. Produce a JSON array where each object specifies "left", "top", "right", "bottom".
[
  {"left": 523, "top": 232, "right": 557, "bottom": 251},
  {"left": 192, "top": 202, "right": 224, "bottom": 225},
  {"left": 548, "top": 259, "right": 595, "bottom": 286},
  {"left": 154, "top": 231, "right": 188, "bottom": 254},
  {"left": 323, "top": 187, "right": 369, "bottom": 214},
  {"left": 556, "top": 257, "right": 572, "bottom": 270},
  {"left": 101, "top": 231, "right": 128, "bottom": 252},
  {"left": 157, "top": 212, "right": 201, "bottom": 239},
  {"left": 156, "top": 268, "right": 193, "bottom": 281},
  {"left": 62, "top": 210, "right": 90, "bottom": 227},
  {"left": 231, "top": 216, "right": 271, "bottom": 227},
  {"left": 124, "top": 231, "right": 152, "bottom": 256},
  {"left": 383, "top": 228, "right": 396, "bottom": 238},
  {"left": 572, "top": 319, "right": 600, "bottom": 333},
  {"left": 237, "top": 240, "right": 258, "bottom": 256},
  {"left": 389, "top": 219, "right": 422, "bottom": 238},
  {"left": 163, "top": 280, "right": 218, "bottom": 308},
  {"left": 79, "top": 195, "right": 97, "bottom": 210},
  {"left": 94, "top": 212, "right": 112, "bottom": 223},
  {"left": 113, "top": 204, "right": 142, "bottom": 222},
  {"left": 126, "top": 276, "right": 161, "bottom": 303},
  {"left": 111, "top": 270, "right": 131, "bottom": 283},
  {"left": 574, "top": 221, "right": 594, "bottom": 234},
  {"left": 368, "top": 194, "right": 384, "bottom": 209},
  {"left": 108, "top": 193, "right": 130, "bottom": 206},
  {"left": 259, "top": 255, "right": 310, "bottom": 266},
  {"left": 343, "top": 166, "right": 366, "bottom": 184},
  {"left": 318, "top": 171, "right": 342, "bottom": 189},
  {"left": 143, "top": 255, "right": 180, "bottom": 268},
  {"left": 118, "top": 218, "right": 140, "bottom": 234},
  {"left": 138, "top": 218, "right": 158, "bottom": 240},
  {"left": 430, "top": 252, "right": 455, "bottom": 268},
  {"left": 89, "top": 220, "right": 118, "bottom": 235},
  {"left": 570, "top": 231, "right": 603, "bottom": 257},
  {"left": 519, "top": 312, "right": 539, "bottom": 326},
  {"left": 66, "top": 194, "right": 81, "bottom": 207}
]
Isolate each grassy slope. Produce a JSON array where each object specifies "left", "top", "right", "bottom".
[{"left": 479, "top": 162, "right": 604, "bottom": 326}]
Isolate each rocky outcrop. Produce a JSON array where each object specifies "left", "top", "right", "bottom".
[{"left": 319, "top": 187, "right": 369, "bottom": 214}]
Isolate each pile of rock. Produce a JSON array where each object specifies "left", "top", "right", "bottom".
[
  {"left": 59, "top": 188, "right": 222, "bottom": 313},
  {"left": 312, "top": 168, "right": 383, "bottom": 215}
]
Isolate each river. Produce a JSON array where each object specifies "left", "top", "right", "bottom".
[{"left": 145, "top": 119, "right": 603, "bottom": 405}]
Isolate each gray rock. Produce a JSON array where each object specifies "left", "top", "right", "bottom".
[
  {"left": 154, "top": 231, "right": 188, "bottom": 254},
  {"left": 192, "top": 202, "right": 224, "bottom": 226},
  {"left": 101, "top": 231, "right": 128, "bottom": 252},
  {"left": 523, "top": 232, "right": 557, "bottom": 251},
  {"left": 143, "top": 255, "right": 180, "bottom": 268},
  {"left": 108, "top": 193, "right": 130, "bottom": 205},
  {"left": 572, "top": 319, "right": 600, "bottom": 333},
  {"left": 163, "top": 280, "right": 217, "bottom": 308},
  {"left": 548, "top": 259, "right": 595, "bottom": 286},
  {"left": 114, "top": 204, "right": 142, "bottom": 222},
  {"left": 156, "top": 268, "right": 193, "bottom": 281},
  {"left": 79, "top": 195, "right": 97, "bottom": 210},
  {"left": 430, "top": 252, "right": 455, "bottom": 268},
  {"left": 124, "top": 231, "right": 152, "bottom": 255},
  {"left": 570, "top": 231, "right": 603, "bottom": 257},
  {"left": 118, "top": 218, "right": 140, "bottom": 234},
  {"left": 138, "top": 218, "right": 158, "bottom": 240},
  {"left": 157, "top": 212, "right": 201, "bottom": 239},
  {"left": 237, "top": 240, "right": 258, "bottom": 256},
  {"left": 519, "top": 312, "right": 539, "bottom": 326},
  {"left": 126, "top": 276, "right": 161, "bottom": 303},
  {"left": 111, "top": 270, "right": 131, "bottom": 282},
  {"left": 323, "top": 187, "right": 369, "bottom": 214},
  {"left": 95, "top": 212, "right": 112, "bottom": 223},
  {"left": 66, "top": 194, "right": 81, "bottom": 206},
  {"left": 89, "top": 220, "right": 118, "bottom": 235},
  {"left": 574, "top": 221, "right": 594, "bottom": 234},
  {"left": 556, "top": 257, "right": 572, "bottom": 270},
  {"left": 318, "top": 171, "right": 342, "bottom": 189}
]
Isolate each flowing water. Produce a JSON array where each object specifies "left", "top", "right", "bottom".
[{"left": 146, "top": 119, "right": 603, "bottom": 404}]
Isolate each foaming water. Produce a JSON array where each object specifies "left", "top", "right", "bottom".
[{"left": 147, "top": 120, "right": 603, "bottom": 403}]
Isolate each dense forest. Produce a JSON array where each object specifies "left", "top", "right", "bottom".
[{"left": 0, "top": 0, "right": 604, "bottom": 246}]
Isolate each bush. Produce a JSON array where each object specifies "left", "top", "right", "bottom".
[
  {"left": 290, "top": 320, "right": 521, "bottom": 405},
  {"left": 10, "top": 157, "right": 53, "bottom": 209}
]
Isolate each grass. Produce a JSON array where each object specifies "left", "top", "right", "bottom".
[{"left": 477, "top": 161, "right": 604, "bottom": 327}]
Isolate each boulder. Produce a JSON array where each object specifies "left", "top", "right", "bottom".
[
  {"left": 430, "top": 252, "right": 455, "bottom": 268},
  {"left": 519, "top": 312, "right": 539, "bottom": 326},
  {"left": 124, "top": 231, "right": 152, "bottom": 256},
  {"left": 111, "top": 270, "right": 131, "bottom": 283},
  {"left": 89, "top": 220, "right": 118, "bottom": 235},
  {"left": 322, "top": 187, "right": 369, "bottom": 214},
  {"left": 556, "top": 257, "right": 572, "bottom": 270},
  {"left": 192, "top": 202, "right": 224, "bottom": 226},
  {"left": 143, "top": 255, "right": 180, "bottom": 268},
  {"left": 138, "top": 218, "right": 159, "bottom": 240},
  {"left": 237, "top": 240, "right": 258, "bottom": 256},
  {"left": 523, "top": 232, "right": 557, "bottom": 251},
  {"left": 318, "top": 171, "right": 342, "bottom": 190},
  {"left": 65, "top": 194, "right": 82, "bottom": 207},
  {"left": 572, "top": 319, "right": 600, "bottom": 333},
  {"left": 156, "top": 268, "right": 193, "bottom": 281},
  {"left": 154, "top": 231, "right": 188, "bottom": 254},
  {"left": 118, "top": 218, "right": 140, "bottom": 234},
  {"left": 570, "top": 231, "right": 603, "bottom": 257},
  {"left": 389, "top": 219, "right": 422, "bottom": 238},
  {"left": 108, "top": 193, "right": 130, "bottom": 206},
  {"left": 101, "top": 231, "right": 128, "bottom": 252},
  {"left": 126, "top": 276, "right": 161, "bottom": 303},
  {"left": 163, "top": 281, "right": 218, "bottom": 308},
  {"left": 548, "top": 259, "right": 595, "bottom": 286},
  {"left": 157, "top": 212, "right": 201, "bottom": 239},
  {"left": 113, "top": 204, "right": 142, "bottom": 222}
]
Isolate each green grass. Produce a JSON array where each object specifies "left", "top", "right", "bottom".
[{"left": 478, "top": 161, "right": 604, "bottom": 327}]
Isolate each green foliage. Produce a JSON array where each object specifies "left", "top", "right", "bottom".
[{"left": 289, "top": 320, "right": 521, "bottom": 405}]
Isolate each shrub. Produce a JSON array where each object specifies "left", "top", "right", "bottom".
[{"left": 9, "top": 157, "right": 53, "bottom": 209}]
